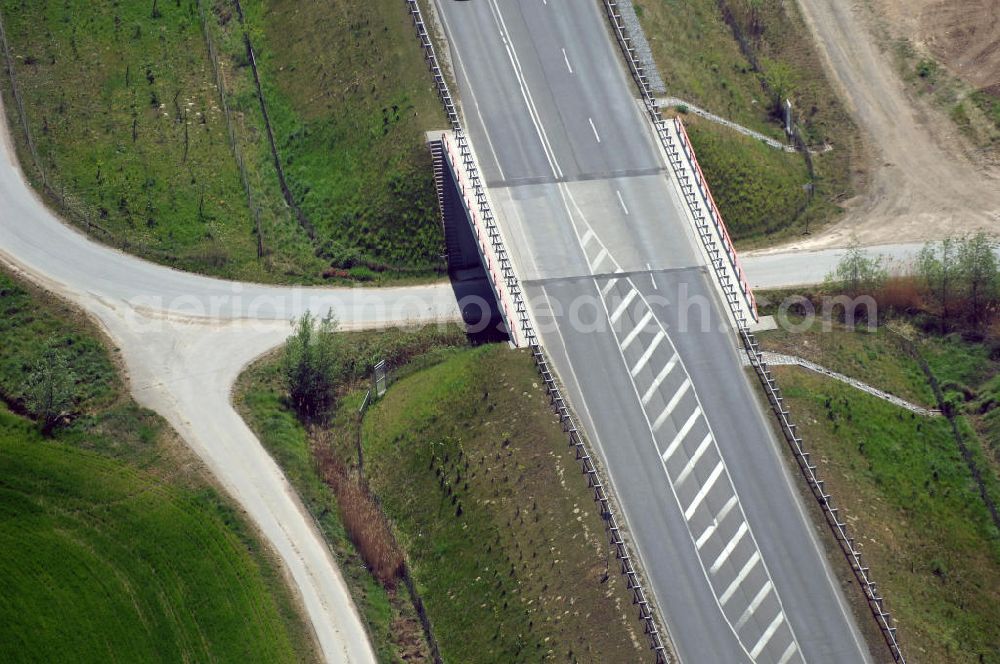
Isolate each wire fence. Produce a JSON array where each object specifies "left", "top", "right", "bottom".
[
  {"left": 405, "top": 1, "right": 672, "bottom": 661},
  {"left": 196, "top": 0, "right": 264, "bottom": 258},
  {"left": 603, "top": 1, "right": 906, "bottom": 660}
]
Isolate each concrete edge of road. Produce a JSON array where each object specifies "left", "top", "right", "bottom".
[{"left": 409, "top": 2, "right": 677, "bottom": 661}]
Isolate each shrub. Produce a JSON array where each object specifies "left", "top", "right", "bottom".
[
  {"left": 283, "top": 311, "right": 340, "bottom": 423},
  {"left": 24, "top": 347, "right": 77, "bottom": 435}
]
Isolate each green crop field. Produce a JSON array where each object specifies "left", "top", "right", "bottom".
[
  {"left": 635, "top": 0, "right": 858, "bottom": 244},
  {"left": 0, "top": 0, "right": 445, "bottom": 283},
  {"left": 0, "top": 269, "right": 316, "bottom": 662},
  {"left": 0, "top": 408, "right": 311, "bottom": 664}
]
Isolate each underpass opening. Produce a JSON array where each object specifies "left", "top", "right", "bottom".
[{"left": 430, "top": 133, "right": 510, "bottom": 345}]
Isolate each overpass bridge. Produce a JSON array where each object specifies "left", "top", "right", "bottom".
[{"left": 423, "top": 1, "right": 877, "bottom": 662}]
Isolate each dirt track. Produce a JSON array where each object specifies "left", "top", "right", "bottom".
[{"left": 754, "top": 0, "right": 1000, "bottom": 254}]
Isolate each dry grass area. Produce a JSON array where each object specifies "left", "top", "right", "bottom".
[{"left": 313, "top": 442, "right": 404, "bottom": 588}]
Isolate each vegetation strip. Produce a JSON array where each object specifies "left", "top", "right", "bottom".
[
  {"left": 195, "top": 0, "right": 262, "bottom": 258},
  {"left": 230, "top": 0, "right": 315, "bottom": 240},
  {"left": 895, "top": 331, "right": 1000, "bottom": 534},
  {"left": 406, "top": 1, "right": 672, "bottom": 660},
  {"left": 627, "top": 0, "right": 857, "bottom": 243}
]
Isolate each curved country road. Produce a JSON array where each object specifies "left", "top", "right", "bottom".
[{"left": 0, "top": 94, "right": 466, "bottom": 663}]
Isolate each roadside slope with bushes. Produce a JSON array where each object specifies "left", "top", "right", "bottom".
[{"left": 238, "top": 327, "right": 648, "bottom": 663}]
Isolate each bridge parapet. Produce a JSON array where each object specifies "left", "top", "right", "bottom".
[
  {"left": 433, "top": 130, "right": 533, "bottom": 347},
  {"left": 601, "top": 0, "right": 757, "bottom": 328}
]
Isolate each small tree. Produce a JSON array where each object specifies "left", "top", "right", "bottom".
[
  {"left": 283, "top": 311, "right": 340, "bottom": 423},
  {"left": 957, "top": 232, "right": 999, "bottom": 328},
  {"left": 760, "top": 58, "right": 795, "bottom": 117},
  {"left": 24, "top": 348, "right": 76, "bottom": 436},
  {"left": 918, "top": 238, "right": 959, "bottom": 333},
  {"left": 826, "top": 241, "right": 887, "bottom": 297}
]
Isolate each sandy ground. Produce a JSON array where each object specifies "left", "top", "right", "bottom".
[
  {"left": 752, "top": 0, "right": 1000, "bottom": 255},
  {"left": 880, "top": 0, "right": 1000, "bottom": 93}
]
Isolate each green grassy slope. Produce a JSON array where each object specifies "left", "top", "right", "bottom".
[
  {"left": 683, "top": 119, "right": 813, "bottom": 240},
  {"left": 776, "top": 369, "right": 1000, "bottom": 663},
  {"left": 362, "top": 345, "right": 644, "bottom": 663},
  {"left": 636, "top": 0, "right": 857, "bottom": 244},
  {"left": 0, "top": 269, "right": 316, "bottom": 663},
  {"left": 756, "top": 320, "right": 936, "bottom": 408},
  {"left": 243, "top": 0, "right": 445, "bottom": 278}
]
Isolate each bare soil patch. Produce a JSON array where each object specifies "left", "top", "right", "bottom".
[{"left": 754, "top": 0, "right": 1000, "bottom": 254}]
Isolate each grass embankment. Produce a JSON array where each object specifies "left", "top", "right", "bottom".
[
  {"left": 681, "top": 118, "right": 812, "bottom": 239},
  {"left": 238, "top": 326, "right": 469, "bottom": 662},
  {"left": 212, "top": 0, "right": 446, "bottom": 281},
  {"left": 755, "top": 320, "right": 935, "bottom": 408},
  {"left": 0, "top": 0, "right": 445, "bottom": 283},
  {"left": 0, "top": 270, "right": 316, "bottom": 663},
  {"left": 634, "top": 0, "right": 858, "bottom": 244},
  {"left": 756, "top": 318, "right": 1000, "bottom": 662},
  {"left": 238, "top": 332, "right": 646, "bottom": 663}
]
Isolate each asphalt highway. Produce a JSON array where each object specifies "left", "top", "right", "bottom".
[{"left": 434, "top": 1, "right": 874, "bottom": 662}]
